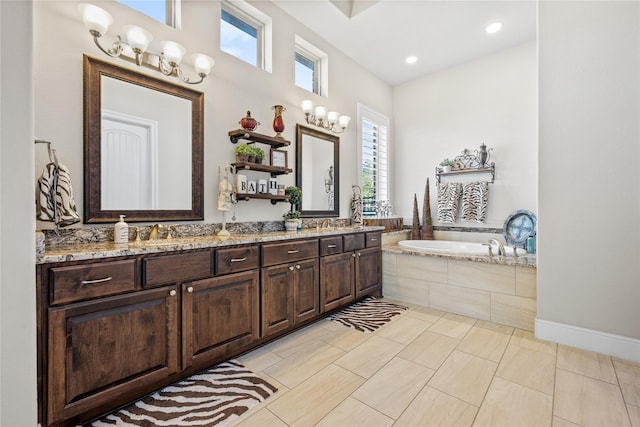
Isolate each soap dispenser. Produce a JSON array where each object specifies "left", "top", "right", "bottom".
[{"left": 114, "top": 215, "right": 129, "bottom": 244}]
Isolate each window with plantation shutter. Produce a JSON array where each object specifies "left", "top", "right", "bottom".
[{"left": 358, "top": 105, "right": 389, "bottom": 215}]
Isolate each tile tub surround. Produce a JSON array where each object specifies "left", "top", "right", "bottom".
[
  {"left": 37, "top": 224, "right": 383, "bottom": 264},
  {"left": 382, "top": 244, "right": 537, "bottom": 331}
]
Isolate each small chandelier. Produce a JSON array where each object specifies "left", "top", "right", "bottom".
[
  {"left": 301, "top": 100, "right": 351, "bottom": 133},
  {"left": 78, "top": 3, "right": 214, "bottom": 85}
]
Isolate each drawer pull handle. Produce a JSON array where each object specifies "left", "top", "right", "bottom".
[
  {"left": 187, "top": 286, "right": 194, "bottom": 293},
  {"left": 287, "top": 249, "right": 299, "bottom": 254},
  {"left": 81, "top": 276, "right": 112, "bottom": 285},
  {"left": 370, "top": 238, "right": 378, "bottom": 241},
  {"left": 327, "top": 244, "right": 337, "bottom": 248},
  {"left": 296, "top": 264, "right": 301, "bottom": 270},
  {"left": 289, "top": 266, "right": 294, "bottom": 271},
  {"left": 230, "top": 257, "right": 247, "bottom": 263},
  {"left": 169, "top": 290, "right": 177, "bottom": 297}
]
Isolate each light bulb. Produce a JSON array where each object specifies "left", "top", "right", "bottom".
[
  {"left": 78, "top": 3, "right": 113, "bottom": 36},
  {"left": 301, "top": 100, "right": 313, "bottom": 114},
  {"left": 192, "top": 54, "right": 215, "bottom": 76},
  {"left": 123, "top": 25, "right": 152, "bottom": 52},
  {"left": 159, "top": 40, "right": 186, "bottom": 65}
]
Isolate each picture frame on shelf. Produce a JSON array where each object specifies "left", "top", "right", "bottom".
[{"left": 271, "top": 149, "right": 288, "bottom": 168}]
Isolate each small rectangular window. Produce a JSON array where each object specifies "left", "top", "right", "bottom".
[
  {"left": 295, "top": 51, "right": 317, "bottom": 93},
  {"left": 117, "top": 0, "right": 177, "bottom": 27},
  {"left": 359, "top": 106, "right": 390, "bottom": 215},
  {"left": 220, "top": 1, "right": 271, "bottom": 71},
  {"left": 295, "top": 36, "right": 327, "bottom": 96}
]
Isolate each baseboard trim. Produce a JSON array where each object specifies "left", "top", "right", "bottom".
[{"left": 535, "top": 318, "right": 640, "bottom": 363}]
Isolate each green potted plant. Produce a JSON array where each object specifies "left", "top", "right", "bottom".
[
  {"left": 252, "top": 146, "right": 265, "bottom": 164},
  {"left": 283, "top": 186, "right": 302, "bottom": 231},
  {"left": 439, "top": 158, "right": 455, "bottom": 173},
  {"left": 235, "top": 144, "right": 254, "bottom": 163}
]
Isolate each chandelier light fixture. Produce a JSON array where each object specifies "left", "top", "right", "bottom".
[
  {"left": 78, "top": 3, "right": 214, "bottom": 85},
  {"left": 301, "top": 100, "right": 350, "bottom": 133}
]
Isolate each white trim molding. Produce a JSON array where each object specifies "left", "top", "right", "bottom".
[{"left": 536, "top": 318, "right": 640, "bottom": 363}]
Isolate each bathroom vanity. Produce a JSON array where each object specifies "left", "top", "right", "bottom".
[{"left": 36, "top": 228, "right": 382, "bottom": 426}]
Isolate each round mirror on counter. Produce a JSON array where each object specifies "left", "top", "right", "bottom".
[{"left": 503, "top": 209, "right": 536, "bottom": 246}]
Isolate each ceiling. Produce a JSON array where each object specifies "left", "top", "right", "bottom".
[{"left": 272, "top": 0, "right": 537, "bottom": 86}]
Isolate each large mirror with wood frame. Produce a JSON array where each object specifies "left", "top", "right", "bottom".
[
  {"left": 296, "top": 124, "right": 339, "bottom": 217},
  {"left": 83, "top": 55, "right": 204, "bottom": 223}
]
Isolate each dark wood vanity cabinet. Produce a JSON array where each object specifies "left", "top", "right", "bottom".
[
  {"left": 261, "top": 239, "right": 320, "bottom": 337},
  {"left": 320, "top": 232, "right": 382, "bottom": 312},
  {"left": 38, "top": 232, "right": 381, "bottom": 426},
  {"left": 182, "top": 269, "right": 260, "bottom": 370},
  {"left": 47, "top": 285, "right": 179, "bottom": 425}
]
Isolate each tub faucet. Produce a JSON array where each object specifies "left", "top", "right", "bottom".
[
  {"left": 149, "top": 223, "right": 164, "bottom": 240},
  {"left": 488, "top": 238, "right": 505, "bottom": 256}
]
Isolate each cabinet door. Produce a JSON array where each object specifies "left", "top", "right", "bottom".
[
  {"left": 320, "top": 253, "right": 355, "bottom": 312},
  {"left": 355, "top": 246, "right": 382, "bottom": 298},
  {"left": 47, "top": 286, "right": 179, "bottom": 425},
  {"left": 182, "top": 270, "right": 260, "bottom": 370},
  {"left": 294, "top": 258, "right": 320, "bottom": 324},
  {"left": 261, "top": 264, "right": 295, "bottom": 337}
]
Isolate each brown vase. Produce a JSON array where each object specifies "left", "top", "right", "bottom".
[
  {"left": 272, "top": 105, "right": 285, "bottom": 138},
  {"left": 239, "top": 110, "right": 259, "bottom": 131}
]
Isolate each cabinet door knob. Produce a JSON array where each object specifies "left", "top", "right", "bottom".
[
  {"left": 296, "top": 264, "right": 301, "bottom": 270},
  {"left": 187, "top": 286, "right": 194, "bottom": 293},
  {"left": 357, "top": 253, "right": 362, "bottom": 257},
  {"left": 352, "top": 253, "right": 356, "bottom": 257},
  {"left": 289, "top": 266, "right": 294, "bottom": 271},
  {"left": 169, "top": 289, "right": 177, "bottom": 296}
]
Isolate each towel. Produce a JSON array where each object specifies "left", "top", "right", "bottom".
[
  {"left": 437, "top": 183, "right": 462, "bottom": 223},
  {"left": 461, "top": 181, "right": 489, "bottom": 223},
  {"left": 36, "top": 162, "right": 81, "bottom": 228}
]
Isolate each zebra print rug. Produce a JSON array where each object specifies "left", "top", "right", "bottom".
[
  {"left": 90, "top": 360, "right": 277, "bottom": 427},
  {"left": 328, "top": 297, "right": 408, "bottom": 333}
]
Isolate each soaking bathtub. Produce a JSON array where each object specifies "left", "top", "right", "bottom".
[{"left": 398, "top": 239, "right": 527, "bottom": 257}]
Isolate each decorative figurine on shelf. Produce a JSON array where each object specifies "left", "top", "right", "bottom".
[
  {"left": 272, "top": 105, "right": 286, "bottom": 138},
  {"left": 239, "top": 110, "right": 259, "bottom": 131},
  {"left": 351, "top": 185, "right": 363, "bottom": 226},
  {"left": 217, "top": 165, "right": 234, "bottom": 236}
]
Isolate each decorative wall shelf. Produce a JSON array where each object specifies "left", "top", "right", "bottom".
[
  {"left": 228, "top": 129, "right": 290, "bottom": 147},
  {"left": 234, "top": 193, "right": 289, "bottom": 205},
  {"left": 231, "top": 161, "right": 292, "bottom": 177},
  {"left": 436, "top": 145, "right": 496, "bottom": 184},
  {"left": 435, "top": 165, "right": 496, "bottom": 183}
]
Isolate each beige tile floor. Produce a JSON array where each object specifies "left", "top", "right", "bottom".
[{"left": 235, "top": 299, "right": 640, "bottom": 427}]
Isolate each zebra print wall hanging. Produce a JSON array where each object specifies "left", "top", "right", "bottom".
[
  {"left": 90, "top": 360, "right": 277, "bottom": 427},
  {"left": 328, "top": 297, "right": 408, "bottom": 333}
]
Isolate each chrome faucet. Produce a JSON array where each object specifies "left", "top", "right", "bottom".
[
  {"left": 321, "top": 218, "right": 334, "bottom": 229},
  {"left": 488, "top": 238, "right": 506, "bottom": 256},
  {"left": 149, "top": 223, "right": 164, "bottom": 240}
]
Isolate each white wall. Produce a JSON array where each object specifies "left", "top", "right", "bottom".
[
  {"left": 0, "top": 1, "right": 38, "bottom": 425},
  {"left": 537, "top": 1, "right": 640, "bottom": 356},
  {"left": 393, "top": 42, "right": 537, "bottom": 229},
  {"left": 33, "top": 0, "right": 393, "bottom": 228}
]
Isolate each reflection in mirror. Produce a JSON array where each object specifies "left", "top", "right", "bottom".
[
  {"left": 296, "top": 124, "right": 339, "bottom": 217},
  {"left": 84, "top": 55, "right": 204, "bottom": 223},
  {"left": 101, "top": 76, "right": 192, "bottom": 210}
]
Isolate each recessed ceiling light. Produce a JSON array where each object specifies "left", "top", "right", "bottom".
[
  {"left": 405, "top": 56, "right": 418, "bottom": 64},
  {"left": 485, "top": 21, "right": 503, "bottom": 34}
]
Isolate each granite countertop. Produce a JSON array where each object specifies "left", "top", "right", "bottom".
[
  {"left": 382, "top": 243, "right": 537, "bottom": 268},
  {"left": 38, "top": 226, "right": 385, "bottom": 264}
]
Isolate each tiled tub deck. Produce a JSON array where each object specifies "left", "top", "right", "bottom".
[{"left": 382, "top": 244, "right": 537, "bottom": 331}]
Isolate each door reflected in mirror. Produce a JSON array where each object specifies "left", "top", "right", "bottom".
[
  {"left": 296, "top": 124, "right": 339, "bottom": 217},
  {"left": 101, "top": 76, "right": 192, "bottom": 210}
]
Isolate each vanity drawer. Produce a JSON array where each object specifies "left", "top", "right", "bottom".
[
  {"left": 320, "top": 237, "right": 343, "bottom": 256},
  {"left": 50, "top": 259, "right": 137, "bottom": 305},
  {"left": 366, "top": 232, "right": 382, "bottom": 247},
  {"left": 262, "top": 240, "right": 319, "bottom": 267},
  {"left": 343, "top": 233, "right": 365, "bottom": 252},
  {"left": 216, "top": 246, "right": 259, "bottom": 275},
  {"left": 143, "top": 250, "right": 213, "bottom": 288}
]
